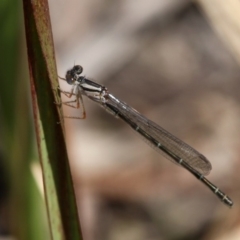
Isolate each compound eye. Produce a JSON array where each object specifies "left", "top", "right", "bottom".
[
  {"left": 65, "top": 71, "right": 75, "bottom": 85},
  {"left": 74, "top": 65, "right": 83, "bottom": 75}
]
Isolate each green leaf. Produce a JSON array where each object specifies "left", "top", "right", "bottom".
[{"left": 22, "top": 0, "right": 83, "bottom": 239}]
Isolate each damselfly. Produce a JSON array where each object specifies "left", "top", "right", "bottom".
[{"left": 58, "top": 65, "right": 233, "bottom": 207}]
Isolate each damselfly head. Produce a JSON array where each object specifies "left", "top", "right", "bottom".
[
  {"left": 72, "top": 65, "right": 83, "bottom": 75},
  {"left": 65, "top": 65, "right": 83, "bottom": 85}
]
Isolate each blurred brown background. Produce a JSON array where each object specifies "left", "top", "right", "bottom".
[{"left": 49, "top": 0, "right": 240, "bottom": 239}]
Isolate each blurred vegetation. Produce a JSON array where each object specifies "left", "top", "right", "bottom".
[
  {"left": 0, "top": 0, "right": 83, "bottom": 239},
  {"left": 0, "top": 0, "right": 50, "bottom": 239}
]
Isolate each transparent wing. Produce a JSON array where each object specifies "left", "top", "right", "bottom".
[{"left": 105, "top": 94, "right": 212, "bottom": 176}]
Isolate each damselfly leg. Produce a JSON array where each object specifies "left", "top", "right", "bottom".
[{"left": 57, "top": 76, "right": 86, "bottom": 119}]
